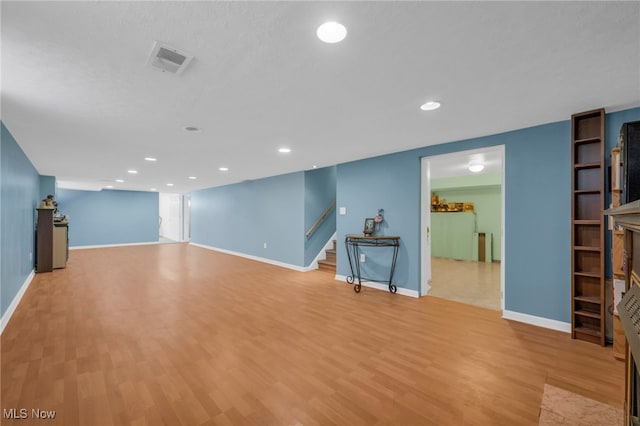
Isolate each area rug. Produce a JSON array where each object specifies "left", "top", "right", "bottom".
[{"left": 538, "top": 384, "right": 623, "bottom": 426}]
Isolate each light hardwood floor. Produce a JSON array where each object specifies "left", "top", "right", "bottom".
[
  {"left": 429, "top": 258, "right": 501, "bottom": 311},
  {"left": 1, "top": 244, "right": 623, "bottom": 425}
]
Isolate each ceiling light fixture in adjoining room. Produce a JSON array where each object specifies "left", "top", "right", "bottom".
[
  {"left": 115, "top": 179, "right": 124, "bottom": 183},
  {"left": 317, "top": 22, "right": 347, "bottom": 43},
  {"left": 127, "top": 170, "right": 138, "bottom": 174},
  {"left": 219, "top": 167, "right": 229, "bottom": 172},
  {"left": 144, "top": 157, "right": 157, "bottom": 162},
  {"left": 420, "top": 101, "right": 441, "bottom": 111},
  {"left": 166, "top": 183, "right": 174, "bottom": 187},
  {"left": 468, "top": 164, "right": 485, "bottom": 173},
  {"left": 188, "top": 176, "right": 197, "bottom": 180},
  {"left": 278, "top": 147, "right": 291, "bottom": 153}
]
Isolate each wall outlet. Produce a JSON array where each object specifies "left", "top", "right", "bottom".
[
  {"left": 360, "top": 253, "right": 365, "bottom": 262},
  {"left": 339, "top": 207, "right": 346, "bottom": 215},
  {"left": 263, "top": 242, "right": 267, "bottom": 249}
]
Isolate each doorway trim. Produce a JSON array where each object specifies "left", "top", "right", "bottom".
[{"left": 420, "top": 145, "right": 506, "bottom": 311}]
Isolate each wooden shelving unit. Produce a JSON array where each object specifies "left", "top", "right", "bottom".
[{"left": 571, "top": 108, "right": 605, "bottom": 345}]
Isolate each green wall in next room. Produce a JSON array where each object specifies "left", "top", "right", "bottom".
[{"left": 432, "top": 173, "right": 502, "bottom": 261}]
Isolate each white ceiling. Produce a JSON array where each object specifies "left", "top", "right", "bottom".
[
  {"left": 429, "top": 148, "right": 502, "bottom": 179},
  {"left": 2, "top": 1, "right": 639, "bottom": 193}
]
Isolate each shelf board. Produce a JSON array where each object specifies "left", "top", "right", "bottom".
[
  {"left": 574, "top": 162, "right": 601, "bottom": 170},
  {"left": 574, "top": 271, "right": 601, "bottom": 278},
  {"left": 575, "top": 309, "right": 601, "bottom": 319},
  {"left": 574, "top": 137, "right": 601, "bottom": 145},
  {"left": 574, "top": 295, "right": 601, "bottom": 304},
  {"left": 574, "top": 326, "right": 602, "bottom": 337},
  {"left": 574, "top": 246, "right": 601, "bottom": 252},
  {"left": 574, "top": 220, "right": 601, "bottom": 225},
  {"left": 574, "top": 189, "right": 601, "bottom": 195}
]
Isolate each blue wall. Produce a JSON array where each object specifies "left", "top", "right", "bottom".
[
  {"left": 39, "top": 175, "right": 56, "bottom": 201},
  {"left": 1, "top": 123, "right": 40, "bottom": 318},
  {"left": 56, "top": 189, "right": 159, "bottom": 247},
  {"left": 336, "top": 107, "right": 640, "bottom": 323},
  {"left": 190, "top": 172, "right": 306, "bottom": 266},
  {"left": 304, "top": 166, "right": 337, "bottom": 265}
]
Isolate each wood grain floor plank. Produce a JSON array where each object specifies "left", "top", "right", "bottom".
[{"left": 1, "top": 243, "right": 624, "bottom": 425}]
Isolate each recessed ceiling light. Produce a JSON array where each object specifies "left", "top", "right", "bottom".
[
  {"left": 278, "top": 147, "right": 291, "bottom": 153},
  {"left": 105, "top": 185, "right": 114, "bottom": 189},
  {"left": 184, "top": 126, "right": 202, "bottom": 133},
  {"left": 166, "top": 183, "right": 174, "bottom": 187},
  {"left": 144, "top": 157, "right": 157, "bottom": 162},
  {"left": 313, "top": 165, "right": 318, "bottom": 169},
  {"left": 219, "top": 167, "right": 229, "bottom": 172},
  {"left": 115, "top": 179, "right": 124, "bottom": 183},
  {"left": 317, "top": 22, "right": 347, "bottom": 43},
  {"left": 150, "top": 188, "right": 157, "bottom": 191},
  {"left": 128, "top": 170, "right": 138, "bottom": 174},
  {"left": 188, "top": 176, "right": 197, "bottom": 180},
  {"left": 420, "top": 101, "right": 441, "bottom": 111},
  {"left": 469, "top": 164, "right": 485, "bottom": 173}
]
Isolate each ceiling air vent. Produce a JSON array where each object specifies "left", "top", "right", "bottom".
[{"left": 148, "top": 41, "right": 194, "bottom": 75}]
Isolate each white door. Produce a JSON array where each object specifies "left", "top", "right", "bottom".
[
  {"left": 420, "top": 157, "right": 432, "bottom": 296},
  {"left": 182, "top": 195, "right": 191, "bottom": 242},
  {"left": 159, "top": 193, "right": 181, "bottom": 242}
]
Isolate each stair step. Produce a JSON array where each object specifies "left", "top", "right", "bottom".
[
  {"left": 325, "top": 249, "right": 336, "bottom": 263},
  {"left": 318, "top": 259, "right": 336, "bottom": 271}
]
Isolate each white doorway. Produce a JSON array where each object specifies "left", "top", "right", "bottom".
[
  {"left": 182, "top": 195, "right": 191, "bottom": 242},
  {"left": 159, "top": 193, "right": 182, "bottom": 243},
  {"left": 420, "top": 146, "right": 506, "bottom": 311}
]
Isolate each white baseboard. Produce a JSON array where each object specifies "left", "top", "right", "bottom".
[
  {"left": 334, "top": 274, "right": 419, "bottom": 298},
  {"left": 502, "top": 310, "right": 571, "bottom": 333},
  {"left": 70, "top": 241, "right": 160, "bottom": 250},
  {"left": 190, "top": 242, "right": 313, "bottom": 272},
  {"left": 1, "top": 269, "right": 35, "bottom": 335}
]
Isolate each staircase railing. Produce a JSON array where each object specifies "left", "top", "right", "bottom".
[{"left": 305, "top": 200, "right": 336, "bottom": 238}]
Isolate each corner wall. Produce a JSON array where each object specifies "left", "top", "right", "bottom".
[
  {"left": 1, "top": 123, "right": 40, "bottom": 318},
  {"left": 190, "top": 172, "right": 306, "bottom": 267}
]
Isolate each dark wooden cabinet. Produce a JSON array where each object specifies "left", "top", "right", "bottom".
[
  {"left": 36, "top": 208, "right": 54, "bottom": 273},
  {"left": 571, "top": 108, "right": 605, "bottom": 345},
  {"left": 604, "top": 201, "right": 640, "bottom": 424}
]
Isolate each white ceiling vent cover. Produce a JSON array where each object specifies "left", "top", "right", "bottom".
[{"left": 148, "top": 41, "right": 194, "bottom": 75}]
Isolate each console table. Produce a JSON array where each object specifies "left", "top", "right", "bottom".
[{"left": 344, "top": 235, "right": 400, "bottom": 294}]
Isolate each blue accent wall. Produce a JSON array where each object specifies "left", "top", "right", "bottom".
[
  {"left": 336, "top": 108, "right": 640, "bottom": 323},
  {"left": 39, "top": 175, "right": 56, "bottom": 201},
  {"left": 304, "top": 166, "right": 336, "bottom": 265},
  {"left": 56, "top": 189, "right": 159, "bottom": 247},
  {"left": 190, "top": 172, "right": 306, "bottom": 266},
  {"left": 1, "top": 122, "right": 40, "bottom": 318}
]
